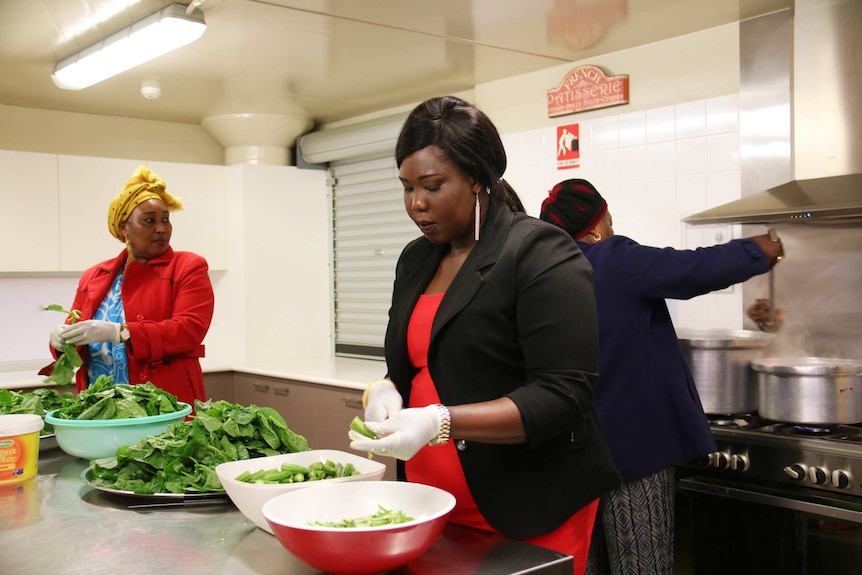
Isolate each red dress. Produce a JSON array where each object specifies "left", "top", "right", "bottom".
[{"left": 404, "top": 293, "right": 598, "bottom": 575}]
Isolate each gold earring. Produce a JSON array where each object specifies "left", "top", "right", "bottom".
[{"left": 592, "top": 231, "right": 602, "bottom": 241}]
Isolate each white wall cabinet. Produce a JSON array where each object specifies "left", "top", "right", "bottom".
[
  {"left": 0, "top": 152, "right": 228, "bottom": 273},
  {"left": 58, "top": 155, "right": 144, "bottom": 271},
  {"left": 146, "top": 161, "right": 226, "bottom": 270},
  {"left": 0, "top": 150, "right": 60, "bottom": 271}
]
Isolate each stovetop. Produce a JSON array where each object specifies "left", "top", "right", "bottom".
[
  {"left": 681, "top": 413, "right": 862, "bottom": 497},
  {"left": 707, "top": 414, "right": 862, "bottom": 444}
]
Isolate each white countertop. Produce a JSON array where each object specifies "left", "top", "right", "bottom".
[
  {"left": 0, "top": 355, "right": 387, "bottom": 391},
  {"left": 231, "top": 356, "right": 387, "bottom": 391}
]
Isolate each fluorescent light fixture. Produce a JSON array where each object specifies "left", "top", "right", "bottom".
[{"left": 52, "top": 4, "right": 206, "bottom": 90}]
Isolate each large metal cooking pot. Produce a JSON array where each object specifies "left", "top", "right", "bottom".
[
  {"left": 752, "top": 357, "right": 862, "bottom": 425},
  {"left": 677, "top": 329, "right": 775, "bottom": 415}
]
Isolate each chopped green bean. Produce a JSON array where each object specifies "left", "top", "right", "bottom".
[{"left": 309, "top": 505, "right": 414, "bottom": 528}]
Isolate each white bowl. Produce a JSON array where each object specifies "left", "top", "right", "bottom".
[
  {"left": 215, "top": 449, "right": 386, "bottom": 534},
  {"left": 261, "top": 481, "right": 456, "bottom": 575}
]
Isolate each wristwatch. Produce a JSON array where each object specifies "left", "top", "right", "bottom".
[{"left": 119, "top": 322, "right": 131, "bottom": 343}]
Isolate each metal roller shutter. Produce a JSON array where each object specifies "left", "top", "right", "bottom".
[{"left": 298, "top": 113, "right": 414, "bottom": 358}]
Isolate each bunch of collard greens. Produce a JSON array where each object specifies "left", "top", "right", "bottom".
[
  {"left": 88, "top": 399, "right": 310, "bottom": 494},
  {"left": 52, "top": 375, "right": 181, "bottom": 420}
]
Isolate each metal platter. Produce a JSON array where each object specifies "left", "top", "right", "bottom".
[
  {"left": 40, "top": 433, "right": 59, "bottom": 451},
  {"left": 80, "top": 468, "right": 228, "bottom": 502}
]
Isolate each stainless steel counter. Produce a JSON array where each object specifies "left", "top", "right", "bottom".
[{"left": 0, "top": 448, "right": 573, "bottom": 575}]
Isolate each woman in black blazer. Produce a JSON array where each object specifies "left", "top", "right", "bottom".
[{"left": 349, "top": 96, "right": 620, "bottom": 575}]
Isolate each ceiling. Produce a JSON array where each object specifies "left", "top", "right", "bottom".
[{"left": 0, "top": 0, "right": 788, "bottom": 130}]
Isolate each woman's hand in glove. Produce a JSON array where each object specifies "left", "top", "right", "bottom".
[
  {"left": 349, "top": 405, "right": 442, "bottom": 461},
  {"left": 50, "top": 325, "right": 68, "bottom": 350},
  {"left": 62, "top": 320, "right": 121, "bottom": 345},
  {"left": 363, "top": 379, "right": 403, "bottom": 422}
]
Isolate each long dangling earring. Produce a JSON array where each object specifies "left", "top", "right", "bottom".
[{"left": 474, "top": 193, "right": 481, "bottom": 241}]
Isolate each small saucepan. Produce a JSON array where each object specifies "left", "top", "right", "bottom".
[{"left": 752, "top": 357, "right": 862, "bottom": 425}]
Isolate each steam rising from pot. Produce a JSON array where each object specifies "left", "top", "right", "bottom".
[{"left": 743, "top": 223, "right": 862, "bottom": 359}]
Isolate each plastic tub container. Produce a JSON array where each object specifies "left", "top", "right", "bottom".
[{"left": 0, "top": 414, "right": 45, "bottom": 484}]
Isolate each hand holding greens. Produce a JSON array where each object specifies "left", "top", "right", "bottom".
[
  {"left": 42, "top": 303, "right": 83, "bottom": 387},
  {"left": 349, "top": 416, "right": 378, "bottom": 459}
]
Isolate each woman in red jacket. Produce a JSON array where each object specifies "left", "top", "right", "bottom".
[{"left": 45, "top": 165, "right": 214, "bottom": 408}]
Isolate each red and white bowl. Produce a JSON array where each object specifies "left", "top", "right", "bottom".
[{"left": 262, "top": 480, "right": 455, "bottom": 575}]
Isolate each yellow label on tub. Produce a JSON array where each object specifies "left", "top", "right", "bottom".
[{"left": 0, "top": 433, "right": 37, "bottom": 483}]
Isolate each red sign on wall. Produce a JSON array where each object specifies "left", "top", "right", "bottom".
[
  {"left": 556, "top": 123, "right": 580, "bottom": 170},
  {"left": 547, "top": 65, "right": 629, "bottom": 117}
]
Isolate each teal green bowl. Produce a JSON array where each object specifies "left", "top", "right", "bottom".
[{"left": 45, "top": 402, "right": 191, "bottom": 460}]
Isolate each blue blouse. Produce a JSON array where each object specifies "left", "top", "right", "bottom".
[{"left": 86, "top": 271, "right": 129, "bottom": 385}]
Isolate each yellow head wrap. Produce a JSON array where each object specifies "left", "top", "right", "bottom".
[{"left": 107, "top": 165, "right": 183, "bottom": 242}]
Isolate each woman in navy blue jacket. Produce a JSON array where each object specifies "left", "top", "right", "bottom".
[{"left": 539, "top": 179, "right": 784, "bottom": 575}]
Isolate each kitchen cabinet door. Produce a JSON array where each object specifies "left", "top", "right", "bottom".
[
  {"left": 0, "top": 150, "right": 60, "bottom": 271},
  {"left": 57, "top": 157, "right": 227, "bottom": 272},
  {"left": 233, "top": 374, "right": 318, "bottom": 446},
  {"left": 58, "top": 155, "right": 143, "bottom": 272},
  {"left": 145, "top": 161, "right": 226, "bottom": 270},
  {"left": 203, "top": 371, "right": 234, "bottom": 402},
  {"left": 267, "top": 379, "right": 319, "bottom": 448},
  {"left": 233, "top": 374, "right": 274, "bottom": 410}
]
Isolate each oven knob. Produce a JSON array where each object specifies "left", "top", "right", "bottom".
[
  {"left": 708, "top": 451, "right": 730, "bottom": 469},
  {"left": 730, "top": 454, "right": 750, "bottom": 472},
  {"left": 832, "top": 470, "right": 852, "bottom": 489},
  {"left": 809, "top": 466, "right": 829, "bottom": 485},
  {"left": 784, "top": 463, "right": 808, "bottom": 480}
]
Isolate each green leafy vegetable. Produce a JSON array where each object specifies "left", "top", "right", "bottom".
[
  {"left": 42, "top": 304, "right": 83, "bottom": 387},
  {"left": 0, "top": 387, "right": 76, "bottom": 436},
  {"left": 349, "top": 416, "right": 378, "bottom": 459},
  {"left": 235, "top": 460, "right": 360, "bottom": 484},
  {"left": 309, "top": 505, "right": 414, "bottom": 528},
  {"left": 52, "top": 376, "right": 181, "bottom": 420},
  {"left": 88, "top": 399, "right": 310, "bottom": 494},
  {"left": 350, "top": 416, "right": 378, "bottom": 439}
]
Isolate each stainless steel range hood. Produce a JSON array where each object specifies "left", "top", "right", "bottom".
[
  {"left": 683, "top": 173, "right": 862, "bottom": 225},
  {"left": 684, "top": 0, "right": 862, "bottom": 225}
]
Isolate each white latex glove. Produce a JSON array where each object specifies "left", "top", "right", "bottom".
[
  {"left": 349, "top": 405, "right": 441, "bottom": 461},
  {"left": 62, "top": 320, "right": 121, "bottom": 346},
  {"left": 50, "top": 325, "right": 68, "bottom": 350},
  {"left": 364, "top": 379, "right": 403, "bottom": 422}
]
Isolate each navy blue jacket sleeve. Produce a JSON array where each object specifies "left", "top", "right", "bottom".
[{"left": 604, "top": 236, "right": 771, "bottom": 300}]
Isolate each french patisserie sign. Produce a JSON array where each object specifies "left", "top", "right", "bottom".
[{"left": 547, "top": 65, "right": 629, "bottom": 117}]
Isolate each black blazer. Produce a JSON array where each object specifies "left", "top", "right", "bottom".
[{"left": 385, "top": 200, "right": 621, "bottom": 539}]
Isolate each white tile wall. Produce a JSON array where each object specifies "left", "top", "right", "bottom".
[{"left": 503, "top": 95, "right": 748, "bottom": 330}]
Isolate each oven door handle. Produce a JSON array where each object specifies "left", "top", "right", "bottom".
[{"left": 678, "top": 476, "right": 862, "bottom": 523}]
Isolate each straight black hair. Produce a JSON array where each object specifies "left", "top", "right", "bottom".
[{"left": 395, "top": 96, "right": 524, "bottom": 213}]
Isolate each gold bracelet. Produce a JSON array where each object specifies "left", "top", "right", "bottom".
[
  {"left": 362, "top": 379, "right": 389, "bottom": 409},
  {"left": 429, "top": 404, "right": 451, "bottom": 446}
]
